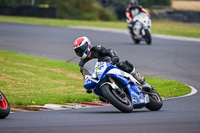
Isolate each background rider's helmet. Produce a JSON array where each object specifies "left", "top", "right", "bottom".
[
  {"left": 73, "top": 36, "right": 92, "bottom": 59},
  {"left": 130, "top": 0, "right": 138, "bottom": 6}
]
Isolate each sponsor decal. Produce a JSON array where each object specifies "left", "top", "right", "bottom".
[
  {"left": 95, "top": 66, "right": 100, "bottom": 71},
  {"left": 84, "top": 78, "right": 91, "bottom": 85},
  {"left": 97, "top": 72, "right": 102, "bottom": 74},
  {"left": 132, "top": 97, "right": 137, "bottom": 103},
  {"left": 131, "top": 91, "right": 139, "bottom": 98},
  {"left": 140, "top": 99, "right": 144, "bottom": 103},
  {"left": 96, "top": 62, "right": 106, "bottom": 71},
  {"left": 117, "top": 75, "right": 127, "bottom": 81},
  {"left": 120, "top": 71, "right": 124, "bottom": 75},
  {"left": 127, "top": 84, "right": 131, "bottom": 88},
  {"left": 97, "top": 45, "right": 101, "bottom": 50},
  {"left": 144, "top": 95, "right": 149, "bottom": 103}
]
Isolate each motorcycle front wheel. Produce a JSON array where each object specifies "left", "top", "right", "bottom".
[
  {"left": 101, "top": 84, "right": 133, "bottom": 113},
  {"left": 144, "top": 29, "right": 152, "bottom": 45},
  {"left": 0, "top": 91, "right": 10, "bottom": 119}
]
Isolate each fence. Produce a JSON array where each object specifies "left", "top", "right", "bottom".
[
  {"left": 0, "top": 5, "right": 58, "bottom": 18},
  {"left": 152, "top": 10, "right": 200, "bottom": 23}
]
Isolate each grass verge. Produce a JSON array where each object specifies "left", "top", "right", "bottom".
[
  {"left": 0, "top": 15, "right": 200, "bottom": 38},
  {"left": 0, "top": 50, "right": 191, "bottom": 108}
]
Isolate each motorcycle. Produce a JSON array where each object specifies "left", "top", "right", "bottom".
[
  {"left": 0, "top": 91, "right": 10, "bottom": 119},
  {"left": 127, "top": 12, "right": 152, "bottom": 45},
  {"left": 83, "top": 59, "right": 163, "bottom": 113}
]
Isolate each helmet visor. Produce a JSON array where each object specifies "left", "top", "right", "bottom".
[{"left": 74, "top": 42, "right": 88, "bottom": 57}]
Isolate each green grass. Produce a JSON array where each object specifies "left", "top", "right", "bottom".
[
  {"left": 0, "top": 50, "right": 98, "bottom": 107},
  {"left": 145, "top": 76, "right": 191, "bottom": 98},
  {"left": 0, "top": 15, "right": 200, "bottom": 38},
  {"left": 0, "top": 50, "right": 191, "bottom": 107},
  {"left": 152, "top": 19, "right": 200, "bottom": 38}
]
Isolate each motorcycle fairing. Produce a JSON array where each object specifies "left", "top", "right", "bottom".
[
  {"left": 103, "top": 67, "right": 149, "bottom": 106},
  {"left": 83, "top": 61, "right": 149, "bottom": 106},
  {"left": 83, "top": 75, "right": 98, "bottom": 90}
]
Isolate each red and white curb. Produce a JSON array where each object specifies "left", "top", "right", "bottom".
[
  {"left": 28, "top": 102, "right": 110, "bottom": 111},
  {"left": 11, "top": 102, "right": 110, "bottom": 112},
  {"left": 10, "top": 85, "right": 197, "bottom": 112},
  {"left": 10, "top": 108, "right": 33, "bottom": 113}
]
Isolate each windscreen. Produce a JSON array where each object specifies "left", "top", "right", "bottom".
[{"left": 82, "top": 59, "right": 98, "bottom": 76}]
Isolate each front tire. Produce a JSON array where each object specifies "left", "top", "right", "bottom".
[
  {"left": 101, "top": 84, "right": 133, "bottom": 113},
  {"left": 144, "top": 29, "right": 152, "bottom": 45},
  {"left": 0, "top": 91, "right": 10, "bottom": 119}
]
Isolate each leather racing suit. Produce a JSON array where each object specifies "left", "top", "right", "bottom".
[
  {"left": 126, "top": 5, "right": 150, "bottom": 24},
  {"left": 78, "top": 45, "right": 145, "bottom": 86},
  {"left": 79, "top": 45, "right": 119, "bottom": 74}
]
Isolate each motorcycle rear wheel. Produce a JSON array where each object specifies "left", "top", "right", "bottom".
[
  {"left": 131, "top": 35, "right": 140, "bottom": 44},
  {"left": 101, "top": 84, "right": 133, "bottom": 113},
  {"left": 145, "top": 90, "right": 163, "bottom": 111},
  {"left": 0, "top": 91, "right": 10, "bottom": 119}
]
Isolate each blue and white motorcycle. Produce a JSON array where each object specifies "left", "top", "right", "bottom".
[{"left": 83, "top": 59, "right": 163, "bottom": 113}]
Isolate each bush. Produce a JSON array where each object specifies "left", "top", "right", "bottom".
[
  {"left": 0, "top": 0, "right": 117, "bottom": 21},
  {"left": 50, "top": 0, "right": 117, "bottom": 21}
]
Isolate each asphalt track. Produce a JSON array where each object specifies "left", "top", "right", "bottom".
[{"left": 0, "top": 22, "right": 200, "bottom": 133}]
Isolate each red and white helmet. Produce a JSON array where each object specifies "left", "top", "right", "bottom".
[{"left": 73, "top": 36, "right": 92, "bottom": 59}]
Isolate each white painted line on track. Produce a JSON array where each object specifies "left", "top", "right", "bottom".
[
  {"left": 163, "top": 85, "right": 198, "bottom": 100},
  {"left": 69, "top": 26, "right": 200, "bottom": 42},
  {"left": 152, "top": 34, "right": 200, "bottom": 42}
]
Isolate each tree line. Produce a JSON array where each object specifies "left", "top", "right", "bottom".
[{"left": 0, "top": 0, "right": 171, "bottom": 20}]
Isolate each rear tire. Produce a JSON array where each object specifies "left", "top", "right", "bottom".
[
  {"left": 146, "top": 90, "right": 163, "bottom": 111},
  {"left": 101, "top": 84, "right": 133, "bottom": 113},
  {"left": 131, "top": 35, "right": 140, "bottom": 44},
  {"left": 0, "top": 91, "right": 10, "bottom": 119}
]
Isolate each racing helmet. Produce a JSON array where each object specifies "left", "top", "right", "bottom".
[
  {"left": 130, "top": 0, "right": 138, "bottom": 6},
  {"left": 73, "top": 36, "right": 92, "bottom": 59}
]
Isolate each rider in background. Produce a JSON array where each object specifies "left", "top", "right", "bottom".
[
  {"left": 73, "top": 36, "right": 145, "bottom": 93},
  {"left": 126, "top": 0, "right": 150, "bottom": 24}
]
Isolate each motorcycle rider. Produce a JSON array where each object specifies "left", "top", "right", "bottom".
[
  {"left": 73, "top": 36, "right": 145, "bottom": 93},
  {"left": 126, "top": 0, "right": 150, "bottom": 25}
]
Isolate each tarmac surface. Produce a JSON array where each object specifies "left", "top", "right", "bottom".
[{"left": 0, "top": 22, "right": 200, "bottom": 133}]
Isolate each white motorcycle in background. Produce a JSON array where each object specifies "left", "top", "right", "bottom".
[{"left": 127, "top": 12, "right": 152, "bottom": 45}]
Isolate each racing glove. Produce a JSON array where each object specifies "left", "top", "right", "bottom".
[
  {"left": 86, "top": 89, "right": 92, "bottom": 93},
  {"left": 111, "top": 56, "right": 120, "bottom": 65}
]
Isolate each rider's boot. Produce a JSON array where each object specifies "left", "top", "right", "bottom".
[
  {"left": 130, "top": 67, "right": 145, "bottom": 84},
  {"left": 116, "top": 60, "right": 145, "bottom": 84}
]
